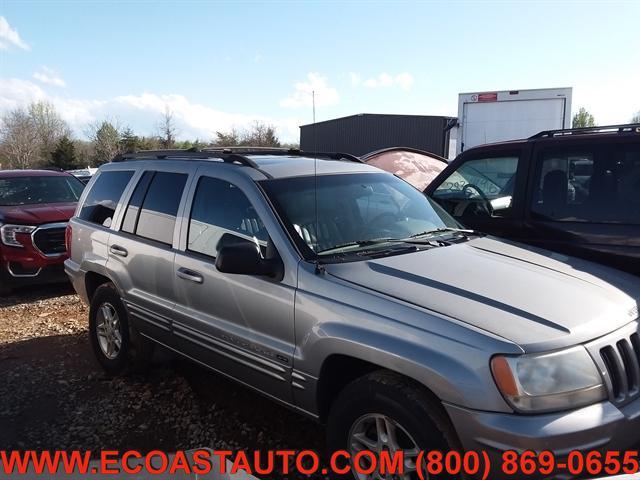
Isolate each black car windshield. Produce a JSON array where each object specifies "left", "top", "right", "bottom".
[
  {"left": 0, "top": 176, "right": 85, "bottom": 206},
  {"left": 261, "top": 172, "right": 461, "bottom": 258}
]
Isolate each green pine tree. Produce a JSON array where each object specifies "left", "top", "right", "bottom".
[
  {"left": 120, "top": 127, "right": 140, "bottom": 153},
  {"left": 49, "top": 136, "right": 78, "bottom": 170}
]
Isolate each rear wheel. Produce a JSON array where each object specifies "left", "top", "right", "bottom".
[
  {"left": 327, "top": 370, "right": 462, "bottom": 480},
  {"left": 89, "top": 283, "right": 153, "bottom": 375}
]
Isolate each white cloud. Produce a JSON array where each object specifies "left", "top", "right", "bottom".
[
  {"left": 349, "top": 72, "right": 361, "bottom": 87},
  {"left": 0, "top": 78, "right": 302, "bottom": 143},
  {"left": 0, "top": 78, "right": 46, "bottom": 110},
  {"left": 115, "top": 92, "right": 262, "bottom": 136},
  {"left": 395, "top": 72, "right": 414, "bottom": 90},
  {"left": 364, "top": 73, "right": 394, "bottom": 88},
  {"left": 33, "top": 67, "right": 66, "bottom": 87},
  {"left": 0, "top": 16, "right": 30, "bottom": 51},
  {"left": 280, "top": 73, "right": 340, "bottom": 109},
  {"left": 359, "top": 72, "right": 414, "bottom": 90}
]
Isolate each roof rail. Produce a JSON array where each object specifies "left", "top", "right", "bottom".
[
  {"left": 112, "top": 148, "right": 362, "bottom": 165},
  {"left": 112, "top": 149, "right": 259, "bottom": 168},
  {"left": 201, "top": 146, "right": 362, "bottom": 162},
  {"left": 529, "top": 123, "right": 640, "bottom": 139}
]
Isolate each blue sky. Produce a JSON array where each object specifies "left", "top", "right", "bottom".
[{"left": 1, "top": 0, "right": 639, "bottom": 142}]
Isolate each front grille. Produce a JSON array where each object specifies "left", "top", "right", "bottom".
[
  {"left": 600, "top": 333, "right": 640, "bottom": 404},
  {"left": 33, "top": 226, "right": 66, "bottom": 255}
]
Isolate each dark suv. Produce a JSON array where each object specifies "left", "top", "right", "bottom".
[
  {"left": 425, "top": 124, "right": 640, "bottom": 275},
  {"left": 0, "top": 169, "right": 85, "bottom": 295}
]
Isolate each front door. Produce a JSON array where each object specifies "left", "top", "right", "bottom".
[
  {"left": 429, "top": 151, "right": 524, "bottom": 238},
  {"left": 172, "top": 173, "right": 296, "bottom": 402}
]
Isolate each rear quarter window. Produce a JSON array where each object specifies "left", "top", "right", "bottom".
[{"left": 78, "top": 170, "right": 134, "bottom": 227}]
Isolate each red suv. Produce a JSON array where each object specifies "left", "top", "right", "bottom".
[{"left": 0, "top": 169, "right": 85, "bottom": 295}]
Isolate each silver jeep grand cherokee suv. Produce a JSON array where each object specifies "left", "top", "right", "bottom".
[{"left": 65, "top": 149, "right": 640, "bottom": 478}]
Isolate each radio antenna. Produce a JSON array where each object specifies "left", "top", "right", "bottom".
[{"left": 312, "top": 90, "right": 323, "bottom": 274}]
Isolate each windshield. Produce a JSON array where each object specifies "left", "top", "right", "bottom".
[
  {"left": 0, "top": 176, "right": 85, "bottom": 206},
  {"left": 261, "top": 172, "right": 461, "bottom": 259}
]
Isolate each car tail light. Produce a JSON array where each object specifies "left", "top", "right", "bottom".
[{"left": 65, "top": 224, "right": 72, "bottom": 257}]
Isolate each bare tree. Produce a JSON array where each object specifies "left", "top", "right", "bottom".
[
  {"left": 28, "top": 101, "right": 71, "bottom": 157},
  {"left": 74, "top": 139, "right": 94, "bottom": 168},
  {"left": 214, "top": 127, "right": 241, "bottom": 146},
  {"left": 243, "top": 121, "right": 281, "bottom": 147},
  {"left": 158, "top": 106, "right": 178, "bottom": 148},
  {"left": 214, "top": 121, "right": 281, "bottom": 147},
  {"left": 632, "top": 111, "right": 640, "bottom": 123},
  {"left": 0, "top": 109, "right": 40, "bottom": 169}
]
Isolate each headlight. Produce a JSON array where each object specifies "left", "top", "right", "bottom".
[
  {"left": 491, "top": 346, "right": 606, "bottom": 413},
  {"left": 0, "top": 224, "right": 37, "bottom": 247}
]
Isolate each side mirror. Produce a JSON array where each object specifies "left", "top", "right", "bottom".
[{"left": 215, "top": 233, "right": 282, "bottom": 279}]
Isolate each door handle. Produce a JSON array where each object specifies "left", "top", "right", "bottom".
[
  {"left": 109, "top": 245, "right": 128, "bottom": 257},
  {"left": 176, "top": 267, "right": 203, "bottom": 284}
]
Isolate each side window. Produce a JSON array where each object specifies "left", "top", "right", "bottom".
[
  {"left": 123, "top": 171, "right": 187, "bottom": 245},
  {"left": 79, "top": 170, "right": 134, "bottom": 227},
  {"left": 188, "top": 177, "right": 268, "bottom": 258},
  {"left": 531, "top": 145, "right": 640, "bottom": 224},
  {"left": 121, "top": 171, "right": 154, "bottom": 234},
  {"left": 530, "top": 149, "right": 594, "bottom": 221},
  {"left": 616, "top": 146, "right": 640, "bottom": 224},
  {"left": 432, "top": 156, "right": 519, "bottom": 218}
]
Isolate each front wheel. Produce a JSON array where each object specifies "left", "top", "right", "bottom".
[
  {"left": 89, "top": 283, "right": 153, "bottom": 375},
  {"left": 0, "top": 267, "right": 13, "bottom": 297},
  {"left": 327, "top": 370, "right": 462, "bottom": 480}
]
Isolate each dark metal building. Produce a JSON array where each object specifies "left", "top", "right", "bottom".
[{"left": 300, "top": 113, "right": 456, "bottom": 157}]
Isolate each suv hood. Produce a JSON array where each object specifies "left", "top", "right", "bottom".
[
  {"left": 326, "top": 236, "right": 640, "bottom": 351},
  {"left": 0, "top": 203, "right": 76, "bottom": 225}
]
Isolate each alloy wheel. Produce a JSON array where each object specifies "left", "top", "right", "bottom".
[
  {"left": 95, "top": 302, "right": 122, "bottom": 360},
  {"left": 348, "top": 413, "right": 425, "bottom": 480}
]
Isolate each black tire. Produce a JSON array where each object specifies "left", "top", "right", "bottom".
[
  {"left": 327, "top": 370, "right": 463, "bottom": 480},
  {"left": 89, "top": 283, "right": 153, "bottom": 375},
  {"left": 0, "top": 268, "right": 13, "bottom": 297}
]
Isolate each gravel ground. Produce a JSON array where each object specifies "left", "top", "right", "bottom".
[{"left": 0, "top": 284, "right": 324, "bottom": 477}]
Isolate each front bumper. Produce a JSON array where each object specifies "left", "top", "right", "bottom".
[
  {"left": 446, "top": 398, "right": 640, "bottom": 478},
  {"left": 1, "top": 246, "right": 68, "bottom": 288}
]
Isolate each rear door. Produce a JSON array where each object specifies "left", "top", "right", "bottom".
[
  {"left": 107, "top": 166, "right": 191, "bottom": 342},
  {"left": 522, "top": 138, "right": 640, "bottom": 274},
  {"left": 427, "top": 147, "right": 527, "bottom": 238},
  {"left": 71, "top": 169, "right": 136, "bottom": 293},
  {"left": 171, "top": 167, "right": 297, "bottom": 403}
]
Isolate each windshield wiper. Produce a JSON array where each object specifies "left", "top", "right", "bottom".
[
  {"left": 402, "top": 227, "right": 478, "bottom": 241},
  {"left": 402, "top": 227, "right": 479, "bottom": 242},
  {"left": 316, "top": 228, "right": 480, "bottom": 256},
  {"left": 317, "top": 237, "right": 402, "bottom": 255}
]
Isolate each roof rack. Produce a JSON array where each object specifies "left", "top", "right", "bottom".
[
  {"left": 112, "top": 147, "right": 362, "bottom": 166},
  {"left": 201, "top": 146, "right": 361, "bottom": 163},
  {"left": 112, "top": 149, "right": 260, "bottom": 168},
  {"left": 529, "top": 123, "right": 640, "bottom": 139}
]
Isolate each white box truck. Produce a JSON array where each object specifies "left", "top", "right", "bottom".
[{"left": 456, "top": 87, "right": 572, "bottom": 154}]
